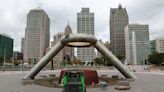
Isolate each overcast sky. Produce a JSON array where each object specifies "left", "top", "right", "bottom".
[{"left": 0, "top": 0, "right": 164, "bottom": 51}]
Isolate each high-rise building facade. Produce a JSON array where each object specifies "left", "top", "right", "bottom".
[
  {"left": 21, "top": 38, "right": 24, "bottom": 54},
  {"left": 125, "top": 24, "right": 150, "bottom": 65},
  {"left": 104, "top": 41, "right": 110, "bottom": 50},
  {"left": 0, "top": 34, "right": 13, "bottom": 61},
  {"left": 150, "top": 40, "right": 156, "bottom": 54},
  {"left": 156, "top": 38, "right": 164, "bottom": 53},
  {"left": 52, "top": 32, "right": 64, "bottom": 62},
  {"left": 97, "top": 41, "right": 110, "bottom": 58},
  {"left": 45, "top": 32, "right": 64, "bottom": 66},
  {"left": 110, "top": 4, "right": 129, "bottom": 59},
  {"left": 24, "top": 8, "right": 50, "bottom": 64},
  {"left": 13, "top": 51, "right": 23, "bottom": 60},
  {"left": 77, "top": 8, "right": 95, "bottom": 62},
  {"left": 63, "top": 23, "right": 74, "bottom": 62},
  {"left": 152, "top": 38, "right": 164, "bottom": 53},
  {"left": 96, "top": 40, "right": 104, "bottom": 58}
]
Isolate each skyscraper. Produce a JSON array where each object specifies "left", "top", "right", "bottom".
[
  {"left": 104, "top": 41, "right": 110, "bottom": 50},
  {"left": 77, "top": 8, "right": 95, "bottom": 62},
  {"left": 52, "top": 32, "right": 64, "bottom": 62},
  {"left": 151, "top": 38, "right": 164, "bottom": 53},
  {"left": 150, "top": 40, "right": 156, "bottom": 54},
  {"left": 97, "top": 41, "right": 110, "bottom": 58},
  {"left": 21, "top": 38, "right": 24, "bottom": 54},
  {"left": 24, "top": 8, "right": 50, "bottom": 64},
  {"left": 63, "top": 23, "right": 74, "bottom": 62},
  {"left": 96, "top": 40, "right": 104, "bottom": 58},
  {"left": 0, "top": 34, "right": 13, "bottom": 61},
  {"left": 110, "top": 4, "right": 129, "bottom": 59},
  {"left": 125, "top": 24, "right": 150, "bottom": 65}
]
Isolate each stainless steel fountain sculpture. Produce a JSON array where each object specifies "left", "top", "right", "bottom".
[{"left": 24, "top": 33, "right": 137, "bottom": 79}]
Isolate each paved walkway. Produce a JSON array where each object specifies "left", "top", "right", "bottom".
[{"left": 0, "top": 70, "right": 164, "bottom": 92}]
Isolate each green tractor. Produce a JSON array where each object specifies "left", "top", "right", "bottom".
[{"left": 62, "top": 70, "right": 86, "bottom": 92}]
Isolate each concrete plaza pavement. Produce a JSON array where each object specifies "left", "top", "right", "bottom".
[{"left": 0, "top": 70, "right": 164, "bottom": 92}]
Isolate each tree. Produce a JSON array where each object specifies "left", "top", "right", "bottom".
[
  {"left": 148, "top": 52, "right": 164, "bottom": 65},
  {"left": 101, "top": 56, "right": 113, "bottom": 66},
  {"left": 94, "top": 57, "right": 103, "bottom": 65},
  {"left": 0, "top": 56, "right": 3, "bottom": 64},
  {"left": 94, "top": 56, "right": 116, "bottom": 66},
  {"left": 94, "top": 56, "right": 107, "bottom": 65}
]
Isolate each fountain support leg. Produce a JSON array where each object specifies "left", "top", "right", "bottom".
[
  {"left": 95, "top": 41, "right": 137, "bottom": 79},
  {"left": 23, "top": 41, "right": 64, "bottom": 79}
]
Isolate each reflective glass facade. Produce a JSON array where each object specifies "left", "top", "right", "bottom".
[{"left": 0, "top": 34, "right": 13, "bottom": 61}]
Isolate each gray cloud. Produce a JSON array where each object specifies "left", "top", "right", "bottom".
[
  {"left": 0, "top": 0, "right": 163, "bottom": 51},
  {"left": 126, "top": 0, "right": 164, "bottom": 40}
]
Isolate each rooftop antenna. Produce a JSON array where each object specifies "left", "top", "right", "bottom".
[
  {"left": 118, "top": 0, "right": 123, "bottom": 6},
  {"left": 117, "top": 0, "right": 123, "bottom": 9}
]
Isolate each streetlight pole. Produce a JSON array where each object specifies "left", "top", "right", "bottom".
[
  {"left": 51, "top": 60, "right": 54, "bottom": 70},
  {"left": 3, "top": 48, "right": 6, "bottom": 69},
  {"left": 12, "top": 52, "right": 14, "bottom": 69},
  {"left": 20, "top": 60, "right": 23, "bottom": 71}
]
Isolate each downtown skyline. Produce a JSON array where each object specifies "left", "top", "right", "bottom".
[{"left": 0, "top": 0, "right": 164, "bottom": 51}]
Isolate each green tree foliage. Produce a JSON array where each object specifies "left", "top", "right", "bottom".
[
  {"left": 94, "top": 57, "right": 106, "bottom": 65},
  {"left": 94, "top": 56, "right": 110, "bottom": 65},
  {"left": 0, "top": 56, "right": 3, "bottom": 64},
  {"left": 148, "top": 52, "right": 164, "bottom": 65},
  {"left": 94, "top": 57, "right": 102, "bottom": 65},
  {"left": 101, "top": 56, "right": 113, "bottom": 66},
  {"left": 94, "top": 56, "right": 113, "bottom": 66}
]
